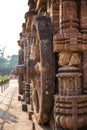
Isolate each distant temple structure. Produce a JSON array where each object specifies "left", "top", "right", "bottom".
[{"left": 16, "top": 0, "right": 87, "bottom": 130}]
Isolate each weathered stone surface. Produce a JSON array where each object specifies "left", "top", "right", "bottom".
[
  {"left": 69, "top": 53, "right": 81, "bottom": 66},
  {"left": 59, "top": 52, "right": 71, "bottom": 66},
  {"left": 16, "top": 0, "right": 87, "bottom": 130},
  {"left": 53, "top": 0, "right": 87, "bottom": 130}
]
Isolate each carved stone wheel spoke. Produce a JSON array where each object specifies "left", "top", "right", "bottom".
[{"left": 32, "top": 16, "right": 54, "bottom": 124}]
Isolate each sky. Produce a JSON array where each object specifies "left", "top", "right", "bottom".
[{"left": 0, "top": 0, "right": 28, "bottom": 56}]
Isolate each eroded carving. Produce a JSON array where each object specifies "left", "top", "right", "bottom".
[{"left": 16, "top": 0, "right": 87, "bottom": 130}]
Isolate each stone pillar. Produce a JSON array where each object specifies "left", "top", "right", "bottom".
[
  {"left": 53, "top": 0, "right": 87, "bottom": 130},
  {"left": 80, "top": 0, "right": 87, "bottom": 94},
  {"left": 58, "top": 52, "right": 82, "bottom": 96},
  {"left": 80, "top": 0, "right": 87, "bottom": 34},
  {"left": 61, "top": 0, "right": 79, "bottom": 34},
  {"left": 25, "top": 81, "right": 31, "bottom": 104},
  {"left": 51, "top": 0, "right": 60, "bottom": 34}
]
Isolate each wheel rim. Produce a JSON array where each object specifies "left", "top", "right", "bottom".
[{"left": 31, "top": 15, "right": 55, "bottom": 124}]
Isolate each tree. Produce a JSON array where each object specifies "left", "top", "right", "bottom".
[
  {"left": 0, "top": 46, "right": 18, "bottom": 75},
  {"left": 7, "top": 55, "right": 18, "bottom": 70},
  {"left": 0, "top": 47, "right": 5, "bottom": 57}
]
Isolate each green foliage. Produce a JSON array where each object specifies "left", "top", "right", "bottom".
[
  {"left": 0, "top": 47, "right": 18, "bottom": 75},
  {"left": 0, "top": 49, "right": 18, "bottom": 76},
  {"left": 1, "top": 55, "right": 18, "bottom": 75},
  {"left": 8, "top": 55, "right": 18, "bottom": 69},
  {"left": 0, "top": 76, "right": 10, "bottom": 85}
]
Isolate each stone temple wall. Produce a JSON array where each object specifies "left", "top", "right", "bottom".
[{"left": 16, "top": 0, "right": 87, "bottom": 130}]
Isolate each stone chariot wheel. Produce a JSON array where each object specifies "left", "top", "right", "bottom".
[{"left": 31, "top": 15, "right": 55, "bottom": 124}]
